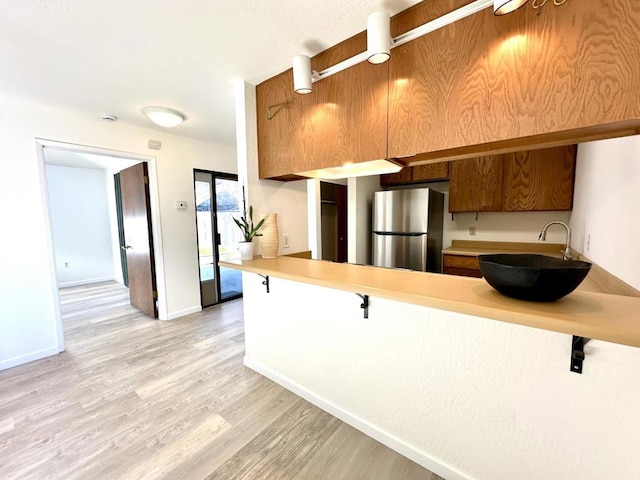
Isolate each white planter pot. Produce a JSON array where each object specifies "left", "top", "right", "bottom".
[{"left": 238, "top": 241, "right": 254, "bottom": 261}]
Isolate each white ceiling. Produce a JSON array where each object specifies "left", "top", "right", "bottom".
[{"left": 0, "top": 0, "right": 421, "bottom": 146}]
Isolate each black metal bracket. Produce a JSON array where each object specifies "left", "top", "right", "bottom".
[
  {"left": 570, "top": 336, "right": 591, "bottom": 374},
  {"left": 356, "top": 294, "right": 369, "bottom": 319},
  {"left": 258, "top": 274, "right": 270, "bottom": 293}
]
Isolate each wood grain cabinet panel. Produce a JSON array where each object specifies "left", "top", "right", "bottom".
[
  {"left": 503, "top": 145, "right": 576, "bottom": 211},
  {"left": 380, "top": 168, "right": 412, "bottom": 186},
  {"left": 449, "top": 155, "right": 504, "bottom": 213},
  {"left": 412, "top": 162, "right": 449, "bottom": 183},
  {"left": 380, "top": 162, "right": 449, "bottom": 186},
  {"left": 256, "top": 60, "right": 388, "bottom": 180},
  {"left": 388, "top": 0, "right": 640, "bottom": 160},
  {"left": 256, "top": 70, "right": 309, "bottom": 180},
  {"left": 442, "top": 254, "right": 483, "bottom": 278}
]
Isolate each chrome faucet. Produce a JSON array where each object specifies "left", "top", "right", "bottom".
[{"left": 539, "top": 221, "right": 573, "bottom": 260}]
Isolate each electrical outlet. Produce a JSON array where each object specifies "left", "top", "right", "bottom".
[
  {"left": 586, "top": 234, "right": 591, "bottom": 252},
  {"left": 283, "top": 234, "right": 290, "bottom": 248},
  {"left": 64, "top": 261, "right": 70, "bottom": 268},
  {"left": 469, "top": 226, "right": 476, "bottom": 236}
]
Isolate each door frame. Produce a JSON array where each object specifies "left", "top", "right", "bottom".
[
  {"left": 193, "top": 169, "right": 241, "bottom": 307},
  {"left": 35, "top": 139, "right": 165, "bottom": 353}
]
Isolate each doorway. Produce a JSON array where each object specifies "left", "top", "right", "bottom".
[
  {"left": 320, "top": 182, "right": 348, "bottom": 263},
  {"left": 37, "top": 140, "right": 163, "bottom": 352},
  {"left": 194, "top": 170, "right": 243, "bottom": 307}
]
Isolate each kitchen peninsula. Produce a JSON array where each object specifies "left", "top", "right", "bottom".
[
  {"left": 221, "top": 255, "right": 640, "bottom": 480},
  {"left": 221, "top": 256, "right": 640, "bottom": 348}
]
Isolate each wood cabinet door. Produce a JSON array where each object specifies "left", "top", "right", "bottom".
[
  {"left": 449, "top": 156, "right": 504, "bottom": 213},
  {"left": 503, "top": 146, "right": 576, "bottom": 211},
  {"left": 257, "top": 59, "right": 388, "bottom": 180},
  {"left": 411, "top": 163, "right": 449, "bottom": 182},
  {"left": 380, "top": 168, "right": 412, "bottom": 186},
  {"left": 256, "top": 70, "right": 310, "bottom": 179},
  {"left": 304, "top": 60, "right": 388, "bottom": 172},
  {"left": 388, "top": 0, "right": 640, "bottom": 160}
]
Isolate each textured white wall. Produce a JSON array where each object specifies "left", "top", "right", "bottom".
[
  {"left": 571, "top": 136, "right": 640, "bottom": 290},
  {"left": 46, "top": 165, "right": 116, "bottom": 286},
  {"left": 0, "top": 95, "right": 236, "bottom": 370},
  {"left": 242, "top": 274, "right": 640, "bottom": 480},
  {"left": 235, "top": 81, "right": 308, "bottom": 256}
]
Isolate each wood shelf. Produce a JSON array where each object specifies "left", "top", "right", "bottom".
[{"left": 220, "top": 256, "right": 640, "bottom": 349}]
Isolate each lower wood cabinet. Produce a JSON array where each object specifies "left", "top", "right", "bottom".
[{"left": 442, "top": 254, "right": 483, "bottom": 278}]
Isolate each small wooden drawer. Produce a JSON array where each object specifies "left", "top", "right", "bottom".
[{"left": 443, "top": 254, "right": 481, "bottom": 270}]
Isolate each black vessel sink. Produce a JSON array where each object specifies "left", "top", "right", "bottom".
[{"left": 477, "top": 254, "right": 592, "bottom": 302}]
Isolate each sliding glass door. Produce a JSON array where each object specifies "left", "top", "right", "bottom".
[{"left": 194, "top": 170, "right": 243, "bottom": 307}]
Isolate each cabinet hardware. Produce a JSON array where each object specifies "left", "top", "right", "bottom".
[
  {"left": 356, "top": 293, "right": 369, "bottom": 319},
  {"left": 258, "top": 274, "right": 270, "bottom": 293},
  {"left": 267, "top": 99, "right": 292, "bottom": 120},
  {"left": 570, "top": 335, "right": 590, "bottom": 374}
]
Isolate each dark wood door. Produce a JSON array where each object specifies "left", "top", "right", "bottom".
[{"left": 120, "top": 163, "right": 157, "bottom": 318}]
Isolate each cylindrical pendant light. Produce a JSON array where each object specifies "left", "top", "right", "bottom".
[
  {"left": 367, "top": 11, "right": 391, "bottom": 64},
  {"left": 292, "top": 55, "right": 313, "bottom": 94},
  {"left": 494, "top": 0, "right": 529, "bottom": 15}
]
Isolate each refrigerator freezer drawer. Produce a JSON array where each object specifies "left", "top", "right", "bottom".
[{"left": 372, "top": 232, "right": 428, "bottom": 271}]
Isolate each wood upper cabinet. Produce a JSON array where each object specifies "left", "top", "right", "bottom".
[
  {"left": 503, "top": 145, "right": 576, "bottom": 211},
  {"left": 256, "top": 59, "right": 388, "bottom": 180},
  {"left": 304, "top": 60, "right": 388, "bottom": 173},
  {"left": 388, "top": 0, "right": 640, "bottom": 161},
  {"left": 256, "top": 70, "right": 308, "bottom": 180},
  {"left": 449, "top": 145, "right": 576, "bottom": 213},
  {"left": 380, "top": 162, "right": 449, "bottom": 186},
  {"left": 449, "top": 155, "right": 504, "bottom": 213}
]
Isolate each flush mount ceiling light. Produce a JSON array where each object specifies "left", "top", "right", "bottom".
[
  {"left": 494, "top": 0, "right": 529, "bottom": 15},
  {"left": 142, "top": 106, "right": 186, "bottom": 128},
  {"left": 290, "top": 0, "right": 530, "bottom": 94},
  {"left": 367, "top": 11, "right": 391, "bottom": 64}
]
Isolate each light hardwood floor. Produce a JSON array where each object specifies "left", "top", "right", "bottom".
[{"left": 0, "top": 282, "right": 444, "bottom": 480}]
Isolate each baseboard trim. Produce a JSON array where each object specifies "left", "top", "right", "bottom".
[
  {"left": 58, "top": 276, "right": 115, "bottom": 288},
  {"left": 0, "top": 346, "right": 60, "bottom": 371},
  {"left": 243, "top": 356, "right": 476, "bottom": 480},
  {"left": 165, "top": 305, "right": 202, "bottom": 321}
]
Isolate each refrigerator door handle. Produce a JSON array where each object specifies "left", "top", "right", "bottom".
[{"left": 372, "top": 231, "right": 425, "bottom": 237}]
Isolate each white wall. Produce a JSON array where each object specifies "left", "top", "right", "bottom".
[
  {"left": 443, "top": 206, "right": 572, "bottom": 249},
  {"left": 46, "top": 165, "right": 116, "bottom": 287},
  {"left": 242, "top": 274, "right": 640, "bottom": 480},
  {"left": 386, "top": 181, "right": 572, "bottom": 249},
  {"left": 347, "top": 175, "right": 380, "bottom": 265},
  {"left": 0, "top": 95, "right": 236, "bottom": 370},
  {"left": 235, "top": 81, "right": 308, "bottom": 256},
  {"left": 571, "top": 136, "right": 640, "bottom": 290}
]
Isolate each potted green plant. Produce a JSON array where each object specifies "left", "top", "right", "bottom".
[{"left": 233, "top": 203, "right": 265, "bottom": 261}]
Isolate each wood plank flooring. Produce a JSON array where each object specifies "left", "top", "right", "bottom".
[{"left": 0, "top": 281, "right": 443, "bottom": 480}]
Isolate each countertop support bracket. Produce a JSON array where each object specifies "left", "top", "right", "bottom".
[
  {"left": 258, "top": 274, "right": 270, "bottom": 293},
  {"left": 570, "top": 335, "right": 591, "bottom": 374},
  {"left": 357, "top": 294, "right": 369, "bottom": 319}
]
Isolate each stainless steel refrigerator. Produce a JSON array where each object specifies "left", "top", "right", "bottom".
[{"left": 372, "top": 188, "right": 444, "bottom": 272}]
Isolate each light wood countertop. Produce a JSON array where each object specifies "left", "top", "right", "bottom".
[
  {"left": 442, "top": 240, "right": 566, "bottom": 257},
  {"left": 220, "top": 255, "right": 640, "bottom": 349}
]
